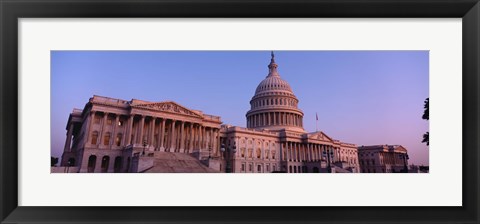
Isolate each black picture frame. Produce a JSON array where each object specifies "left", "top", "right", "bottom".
[{"left": 1, "top": 0, "right": 479, "bottom": 223}]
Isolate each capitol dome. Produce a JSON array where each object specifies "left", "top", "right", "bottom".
[{"left": 246, "top": 52, "right": 304, "bottom": 132}]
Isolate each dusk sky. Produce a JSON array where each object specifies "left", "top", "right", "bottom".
[{"left": 51, "top": 51, "right": 429, "bottom": 165}]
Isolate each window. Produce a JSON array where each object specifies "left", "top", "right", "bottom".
[
  {"left": 101, "top": 156, "right": 110, "bottom": 173},
  {"left": 241, "top": 148, "right": 245, "bottom": 157},
  {"left": 91, "top": 131, "right": 99, "bottom": 144},
  {"left": 258, "top": 165, "right": 262, "bottom": 172},
  {"left": 94, "top": 115, "right": 101, "bottom": 124},
  {"left": 115, "top": 134, "right": 122, "bottom": 146},
  {"left": 103, "top": 132, "right": 111, "bottom": 145},
  {"left": 241, "top": 164, "right": 245, "bottom": 171},
  {"left": 114, "top": 156, "right": 123, "bottom": 173},
  {"left": 87, "top": 155, "right": 97, "bottom": 173},
  {"left": 249, "top": 164, "right": 252, "bottom": 171},
  {"left": 266, "top": 164, "right": 270, "bottom": 172},
  {"left": 256, "top": 148, "right": 261, "bottom": 158},
  {"left": 106, "top": 118, "right": 112, "bottom": 125}
]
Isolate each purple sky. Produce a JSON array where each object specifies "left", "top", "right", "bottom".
[{"left": 51, "top": 51, "right": 429, "bottom": 165}]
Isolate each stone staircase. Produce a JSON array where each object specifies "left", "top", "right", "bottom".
[{"left": 138, "top": 152, "right": 219, "bottom": 173}]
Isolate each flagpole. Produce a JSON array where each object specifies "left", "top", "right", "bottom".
[{"left": 316, "top": 112, "right": 318, "bottom": 132}]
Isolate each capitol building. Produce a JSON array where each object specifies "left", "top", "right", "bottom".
[{"left": 58, "top": 52, "right": 361, "bottom": 173}]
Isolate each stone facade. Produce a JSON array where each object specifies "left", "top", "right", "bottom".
[
  {"left": 357, "top": 145, "right": 409, "bottom": 173},
  {"left": 60, "top": 98, "right": 222, "bottom": 173},
  {"left": 58, "top": 52, "right": 364, "bottom": 173}
]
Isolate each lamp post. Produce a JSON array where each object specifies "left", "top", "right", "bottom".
[
  {"left": 208, "top": 144, "right": 212, "bottom": 159},
  {"left": 65, "top": 160, "right": 71, "bottom": 173},
  {"left": 221, "top": 141, "right": 236, "bottom": 173},
  {"left": 142, "top": 140, "right": 147, "bottom": 156},
  {"left": 399, "top": 153, "right": 409, "bottom": 173},
  {"left": 322, "top": 149, "right": 334, "bottom": 173}
]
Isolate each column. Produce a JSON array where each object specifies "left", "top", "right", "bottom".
[
  {"left": 211, "top": 128, "right": 216, "bottom": 154},
  {"left": 199, "top": 126, "right": 203, "bottom": 149},
  {"left": 188, "top": 123, "right": 194, "bottom": 152},
  {"left": 64, "top": 123, "right": 74, "bottom": 152},
  {"left": 309, "top": 144, "right": 313, "bottom": 161},
  {"left": 85, "top": 111, "right": 95, "bottom": 145},
  {"left": 137, "top": 115, "right": 145, "bottom": 145},
  {"left": 124, "top": 115, "right": 134, "bottom": 146},
  {"left": 148, "top": 117, "right": 155, "bottom": 146},
  {"left": 169, "top": 120, "right": 176, "bottom": 151},
  {"left": 111, "top": 114, "right": 120, "bottom": 148},
  {"left": 296, "top": 143, "right": 300, "bottom": 162},
  {"left": 97, "top": 113, "right": 108, "bottom": 147},
  {"left": 203, "top": 126, "right": 207, "bottom": 149},
  {"left": 158, "top": 119, "right": 166, "bottom": 151},
  {"left": 299, "top": 144, "right": 303, "bottom": 161},
  {"left": 302, "top": 144, "right": 305, "bottom": 161},
  {"left": 287, "top": 142, "right": 291, "bottom": 161},
  {"left": 179, "top": 121, "right": 185, "bottom": 153},
  {"left": 209, "top": 128, "right": 213, "bottom": 149},
  {"left": 203, "top": 126, "right": 206, "bottom": 149},
  {"left": 195, "top": 124, "right": 199, "bottom": 149},
  {"left": 293, "top": 142, "right": 296, "bottom": 162}
]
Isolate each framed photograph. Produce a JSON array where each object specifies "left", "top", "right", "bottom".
[{"left": 1, "top": 0, "right": 479, "bottom": 223}]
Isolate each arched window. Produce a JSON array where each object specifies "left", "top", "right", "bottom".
[
  {"left": 256, "top": 148, "right": 261, "bottom": 159},
  {"left": 103, "top": 132, "right": 111, "bottom": 145},
  {"left": 270, "top": 99, "right": 274, "bottom": 105},
  {"left": 101, "top": 156, "right": 110, "bottom": 173},
  {"left": 257, "top": 165, "right": 262, "bottom": 172},
  {"left": 115, "top": 133, "right": 123, "bottom": 146},
  {"left": 114, "top": 156, "right": 123, "bottom": 173},
  {"left": 91, "top": 131, "right": 99, "bottom": 145},
  {"left": 87, "top": 155, "right": 97, "bottom": 173},
  {"left": 289, "top": 166, "right": 292, "bottom": 173},
  {"left": 275, "top": 99, "right": 278, "bottom": 105}
]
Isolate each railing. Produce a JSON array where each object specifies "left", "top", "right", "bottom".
[
  {"left": 91, "top": 95, "right": 130, "bottom": 107},
  {"left": 203, "top": 114, "right": 221, "bottom": 121}
]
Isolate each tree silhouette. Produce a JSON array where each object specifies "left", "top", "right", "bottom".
[
  {"left": 422, "top": 98, "right": 429, "bottom": 146},
  {"left": 51, "top": 157, "right": 59, "bottom": 167}
]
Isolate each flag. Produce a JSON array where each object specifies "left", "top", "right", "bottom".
[{"left": 316, "top": 113, "right": 318, "bottom": 121}]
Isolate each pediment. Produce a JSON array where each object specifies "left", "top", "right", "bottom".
[
  {"left": 133, "top": 101, "right": 203, "bottom": 118},
  {"left": 309, "top": 131, "right": 334, "bottom": 142}
]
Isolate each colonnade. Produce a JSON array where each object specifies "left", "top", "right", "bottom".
[
  {"left": 380, "top": 152, "right": 405, "bottom": 165},
  {"left": 282, "top": 142, "right": 340, "bottom": 163},
  {"left": 83, "top": 111, "right": 220, "bottom": 154},
  {"left": 247, "top": 112, "right": 303, "bottom": 128}
]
